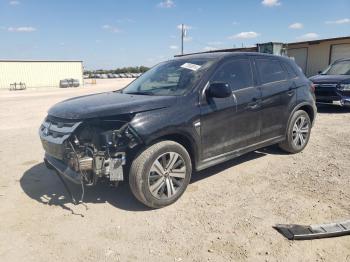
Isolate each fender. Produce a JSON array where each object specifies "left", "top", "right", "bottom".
[{"left": 132, "top": 125, "right": 201, "bottom": 170}]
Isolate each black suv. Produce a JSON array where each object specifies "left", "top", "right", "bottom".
[
  {"left": 39, "top": 52, "right": 316, "bottom": 208},
  {"left": 310, "top": 58, "right": 350, "bottom": 106}
]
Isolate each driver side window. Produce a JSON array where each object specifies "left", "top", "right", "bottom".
[{"left": 211, "top": 59, "right": 253, "bottom": 91}]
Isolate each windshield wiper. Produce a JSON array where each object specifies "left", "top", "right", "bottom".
[{"left": 124, "top": 91, "right": 154, "bottom": 96}]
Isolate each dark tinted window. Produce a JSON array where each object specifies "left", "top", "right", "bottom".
[
  {"left": 282, "top": 61, "right": 298, "bottom": 78},
  {"left": 256, "top": 59, "right": 288, "bottom": 84},
  {"left": 211, "top": 59, "right": 253, "bottom": 90}
]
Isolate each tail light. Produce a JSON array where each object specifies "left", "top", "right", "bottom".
[{"left": 310, "top": 83, "right": 315, "bottom": 93}]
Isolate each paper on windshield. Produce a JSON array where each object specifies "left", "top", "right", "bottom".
[{"left": 180, "top": 63, "right": 201, "bottom": 71}]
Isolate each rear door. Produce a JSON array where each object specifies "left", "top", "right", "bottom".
[
  {"left": 254, "top": 57, "right": 296, "bottom": 140},
  {"left": 200, "top": 57, "right": 261, "bottom": 159}
]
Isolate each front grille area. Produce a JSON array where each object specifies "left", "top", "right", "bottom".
[
  {"left": 39, "top": 116, "right": 82, "bottom": 159},
  {"left": 314, "top": 83, "right": 341, "bottom": 100},
  {"left": 340, "top": 90, "right": 350, "bottom": 97},
  {"left": 315, "top": 89, "right": 339, "bottom": 96}
]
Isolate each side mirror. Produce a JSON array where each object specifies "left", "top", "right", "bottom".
[
  {"left": 207, "top": 82, "right": 231, "bottom": 98},
  {"left": 318, "top": 70, "right": 322, "bottom": 74}
]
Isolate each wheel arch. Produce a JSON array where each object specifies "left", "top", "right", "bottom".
[
  {"left": 126, "top": 130, "right": 199, "bottom": 171},
  {"left": 284, "top": 102, "right": 316, "bottom": 137},
  {"left": 297, "top": 104, "right": 316, "bottom": 125},
  {"left": 290, "top": 102, "right": 316, "bottom": 125},
  {"left": 150, "top": 133, "right": 198, "bottom": 170}
]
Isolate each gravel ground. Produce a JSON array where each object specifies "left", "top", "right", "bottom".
[{"left": 0, "top": 79, "right": 349, "bottom": 262}]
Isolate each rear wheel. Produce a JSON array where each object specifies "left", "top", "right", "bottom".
[
  {"left": 279, "top": 110, "right": 311, "bottom": 153},
  {"left": 129, "top": 141, "right": 192, "bottom": 208}
]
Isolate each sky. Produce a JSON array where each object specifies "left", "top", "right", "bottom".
[{"left": 0, "top": 0, "right": 350, "bottom": 70}]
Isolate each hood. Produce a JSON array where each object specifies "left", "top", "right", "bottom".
[
  {"left": 48, "top": 91, "right": 177, "bottom": 120},
  {"left": 309, "top": 74, "right": 350, "bottom": 84}
]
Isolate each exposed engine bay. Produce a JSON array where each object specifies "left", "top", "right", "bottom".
[{"left": 39, "top": 114, "right": 141, "bottom": 188}]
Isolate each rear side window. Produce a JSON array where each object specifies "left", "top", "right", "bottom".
[
  {"left": 211, "top": 59, "right": 253, "bottom": 90},
  {"left": 282, "top": 61, "right": 298, "bottom": 78},
  {"left": 256, "top": 59, "right": 288, "bottom": 84}
]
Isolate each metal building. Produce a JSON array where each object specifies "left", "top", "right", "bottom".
[
  {"left": 178, "top": 35, "right": 350, "bottom": 77},
  {"left": 287, "top": 36, "right": 350, "bottom": 76},
  {"left": 0, "top": 60, "right": 83, "bottom": 89}
]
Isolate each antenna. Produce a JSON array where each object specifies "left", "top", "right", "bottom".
[{"left": 181, "top": 24, "right": 184, "bottom": 55}]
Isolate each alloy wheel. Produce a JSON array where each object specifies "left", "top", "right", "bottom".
[
  {"left": 148, "top": 152, "right": 186, "bottom": 199},
  {"left": 292, "top": 116, "right": 310, "bottom": 148}
]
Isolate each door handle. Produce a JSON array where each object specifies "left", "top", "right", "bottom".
[
  {"left": 287, "top": 88, "right": 295, "bottom": 96},
  {"left": 287, "top": 83, "right": 296, "bottom": 96},
  {"left": 248, "top": 103, "right": 259, "bottom": 109},
  {"left": 248, "top": 98, "right": 259, "bottom": 109}
]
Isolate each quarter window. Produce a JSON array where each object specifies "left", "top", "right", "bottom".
[
  {"left": 256, "top": 59, "right": 288, "bottom": 84},
  {"left": 211, "top": 59, "right": 253, "bottom": 90}
]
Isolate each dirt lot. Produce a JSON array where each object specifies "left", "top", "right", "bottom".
[{"left": 0, "top": 79, "right": 349, "bottom": 262}]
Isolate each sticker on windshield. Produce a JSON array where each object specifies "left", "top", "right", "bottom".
[{"left": 181, "top": 63, "right": 201, "bottom": 71}]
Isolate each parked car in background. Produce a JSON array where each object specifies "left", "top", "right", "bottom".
[
  {"left": 59, "top": 79, "right": 80, "bottom": 88},
  {"left": 40, "top": 52, "right": 316, "bottom": 208},
  {"left": 310, "top": 58, "right": 350, "bottom": 107}
]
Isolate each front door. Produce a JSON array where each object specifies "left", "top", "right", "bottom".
[{"left": 200, "top": 57, "right": 261, "bottom": 160}]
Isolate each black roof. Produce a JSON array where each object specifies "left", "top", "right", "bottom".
[{"left": 175, "top": 51, "right": 285, "bottom": 60}]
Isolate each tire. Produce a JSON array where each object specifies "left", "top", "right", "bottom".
[
  {"left": 279, "top": 110, "right": 311, "bottom": 154},
  {"left": 129, "top": 141, "right": 192, "bottom": 208}
]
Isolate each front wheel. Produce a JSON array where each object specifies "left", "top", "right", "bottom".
[
  {"left": 129, "top": 141, "right": 192, "bottom": 208},
  {"left": 279, "top": 110, "right": 311, "bottom": 154}
]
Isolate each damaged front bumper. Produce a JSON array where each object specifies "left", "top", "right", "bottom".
[
  {"left": 44, "top": 153, "right": 125, "bottom": 184},
  {"left": 44, "top": 153, "right": 83, "bottom": 184},
  {"left": 39, "top": 116, "right": 131, "bottom": 185}
]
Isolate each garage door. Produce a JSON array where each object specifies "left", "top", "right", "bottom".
[
  {"left": 330, "top": 44, "right": 350, "bottom": 63},
  {"left": 288, "top": 48, "right": 308, "bottom": 74}
]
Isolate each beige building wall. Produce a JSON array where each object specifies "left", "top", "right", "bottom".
[
  {"left": 287, "top": 38, "right": 350, "bottom": 77},
  {"left": 0, "top": 61, "right": 83, "bottom": 89}
]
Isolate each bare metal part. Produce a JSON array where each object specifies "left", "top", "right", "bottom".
[
  {"left": 68, "top": 156, "right": 93, "bottom": 172},
  {"left": 93, "top": 154, "right": 105, "bottom": 176},
  {"left": 79, "top": 157, "right": 93, "bottom": 171},
  {"left": 109, "top": 153, "right": 126, "bottom": 181},
  {"left": 64, "top": 122, "right": 132, "bottom": 184}
]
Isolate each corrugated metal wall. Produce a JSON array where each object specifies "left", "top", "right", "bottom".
[
  {"left": 0, "top": 61, "right": 83, "bottom": 89},
  {"left": 287, "top": 39, "right": 350, "bottom": 77}
]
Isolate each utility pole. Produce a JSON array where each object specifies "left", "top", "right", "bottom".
[{"left": 181, "top": 23, "right": 184, "bottom": 55}]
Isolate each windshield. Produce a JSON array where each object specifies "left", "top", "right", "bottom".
[
  {"left": 122, "top": 58, "right": 214, "bottom": 96},
  {"left": 323, "top": 60, "right": 350, "bottom": 75}
]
